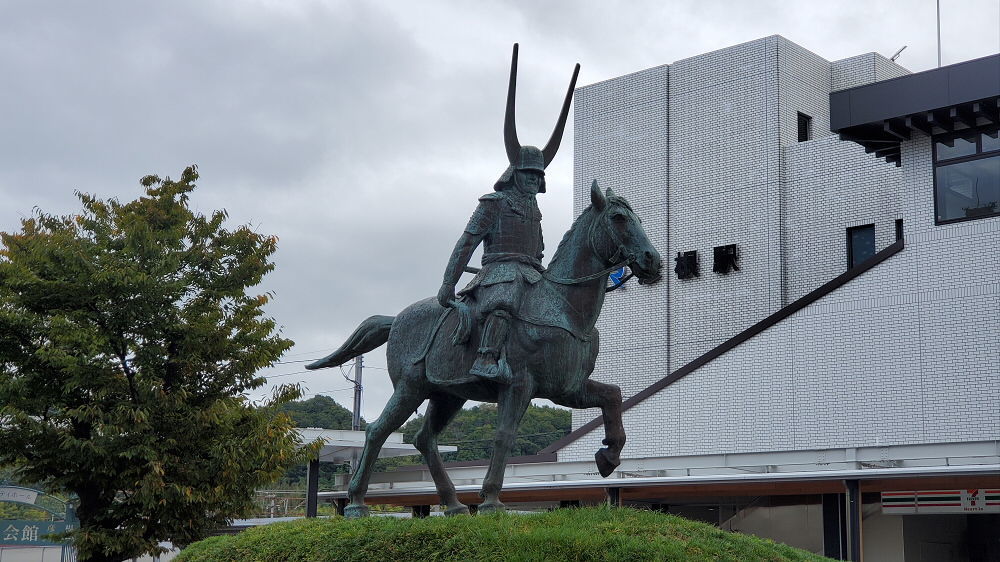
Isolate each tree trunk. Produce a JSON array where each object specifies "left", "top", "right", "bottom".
[{"left": 74, "top": 484, "right": 136, "bottom": 562}]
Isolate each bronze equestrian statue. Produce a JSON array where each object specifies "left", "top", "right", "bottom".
[{"left": 307, "top": 45, "right": 663, "bottom": 518}]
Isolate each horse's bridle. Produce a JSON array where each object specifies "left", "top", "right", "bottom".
[{"left": 543, "top": 206, "right": 636, "bottom": 291}]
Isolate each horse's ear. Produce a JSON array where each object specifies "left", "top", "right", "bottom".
[
  {"left": 591, "top": 180, "right": 606, "bottom": 211},
  {"left": 605, "top": 186, "right": 617, "bottom": 199}
]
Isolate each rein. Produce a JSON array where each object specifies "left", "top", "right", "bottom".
[
  {"left": 542, "top": 207, "right": 635, "bottom": 291},
  {"left": 543, "top": 260, "right": 631, "bottom": 285},
  {"left": 463, "top": 205, "right": 639, "bottom": 292}
]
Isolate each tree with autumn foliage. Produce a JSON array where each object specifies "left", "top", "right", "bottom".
[{"left": 0, "top": 167, "right": 310, "bottom": 562}]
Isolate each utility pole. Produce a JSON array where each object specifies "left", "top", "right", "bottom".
[
  {"left": 347, "top": 355, "right": 363, "bottom": 475},
  {"left": 352, "top": 355, "right": 363, "bottom": 431}
]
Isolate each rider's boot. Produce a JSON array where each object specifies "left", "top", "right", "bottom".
[{"left": 469, "top": 310, "right": 512, "bottom": 384}]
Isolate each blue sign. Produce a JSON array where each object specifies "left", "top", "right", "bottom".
[
  {"left": 608, "top": 266, "right": 628, "bottom": 287},
  {"left": 0, "top": 520, "right": 73, "bottom": 547}
]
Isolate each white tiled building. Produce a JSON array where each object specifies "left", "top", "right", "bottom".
[{"left": 551, "top": 35, "right": 1000, "bottom": 560}]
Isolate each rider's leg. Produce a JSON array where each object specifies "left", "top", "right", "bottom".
[{"left": 469, "top": 309, "right": 512, "bottom": 383}]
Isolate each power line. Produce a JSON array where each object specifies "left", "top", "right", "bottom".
[
  {"left": 297, "top": 387, "right": 356, "bottom": 397},
  {"left": 264, "top": 370, "right": 311, "bottom": 379},
  {"left": 272, "top": 358, "right": 388, "bottom": 370},
  {"left": 278, "top": 347, "right": 337, "bottom": 359},
  {"left": 262, "top": 360, "right": 387, "bottom": 381}
]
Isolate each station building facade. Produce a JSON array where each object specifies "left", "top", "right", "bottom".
[
  {"left": 552, "top": 35, "right": 1000, "bottom": 559},
  {"left": 331, "top": 36, "right": 999, "bottom": 560}
]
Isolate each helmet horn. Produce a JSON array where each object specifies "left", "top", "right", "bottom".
[
  {"left": 504, "top": 43, "right": 521, "bottom": 165},
  {"left": 542, "top": 63, "right": 580, "bottom": 167}
]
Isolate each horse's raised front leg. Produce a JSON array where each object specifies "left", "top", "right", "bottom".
[
  {"left": 413, "top": 394, "right": 468, "bottom": 516},
  {"left": 556, "top": 379, "right": 625, "bottom": 478},
  {"left": 479, "top": 377, "right": 534, "bottom": 513},
  {"left": 345, "top": 381, "right": 426, "bottom": 518}
]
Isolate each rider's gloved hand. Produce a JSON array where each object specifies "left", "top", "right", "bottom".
[{"left": 437, "top": 282, "right": 456, "bottom": 308}]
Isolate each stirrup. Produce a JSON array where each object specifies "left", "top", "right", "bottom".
[
  {"left": 471, "top": 311, "right": 512, "bottom": 383},
  {"left": 470, "top": 355, "right": 512, "bottom": 384}
]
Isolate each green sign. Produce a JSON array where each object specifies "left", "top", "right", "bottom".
[{"left": 0, "top": 519, "right": 73, "bottom": 547}]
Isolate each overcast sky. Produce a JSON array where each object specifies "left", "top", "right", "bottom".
[{"left": 2, "top": 0, "right": 998, "bottom": 422}]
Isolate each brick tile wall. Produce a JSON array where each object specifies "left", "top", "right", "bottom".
[{"left": 563, "top": 36, "right": 998, "bottom": 464}]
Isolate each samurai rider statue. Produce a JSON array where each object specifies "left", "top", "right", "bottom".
[{"left": 437, "top": 44, "right": 579, "bottom": 384}]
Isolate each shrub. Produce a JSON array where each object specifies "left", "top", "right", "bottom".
[{"left": 176, "top": 507, "right": 832, "bottom": 561}]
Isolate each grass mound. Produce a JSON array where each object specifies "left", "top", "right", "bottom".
[{"left": 177, "top": 507, "right": 832, "bottom": 561}]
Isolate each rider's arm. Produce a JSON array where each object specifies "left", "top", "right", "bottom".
[{"left": 438, "top": 196, "right": 499, "bottom": 307}]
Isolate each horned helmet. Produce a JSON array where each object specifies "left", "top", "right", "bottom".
[{"left": 494, "top": 44, "right": 580, "bottom": 193}]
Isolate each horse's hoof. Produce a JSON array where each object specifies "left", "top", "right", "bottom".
[
  {"left": 477, "top": 501, "right": 506, "bottom": 514},
  {"left": 595, "top": 448, "right": 620, "bottom": 478},
  {"left": 343, "top": 504, "right": 370, "bottom": 519},
  {"left": 444, "top": 504, "right": 471, "bottom": 516}
]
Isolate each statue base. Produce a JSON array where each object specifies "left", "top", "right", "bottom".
[
  {"left": 343, "top": 504, "right": 370, "bottom": 519},
  {"left": 444, "top": 504, "right": 471, "bottom": 516},
  {"left": 477, "top": 501, "right": 506, "bottom": 514}
]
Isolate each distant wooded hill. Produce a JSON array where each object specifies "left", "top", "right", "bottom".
[{"left": 275, "top": 395, "right": 570, "bottom": 487}]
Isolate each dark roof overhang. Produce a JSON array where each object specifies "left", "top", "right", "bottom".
[{"left": 830, "top": 53, "right": 1000, "bottom": 166}]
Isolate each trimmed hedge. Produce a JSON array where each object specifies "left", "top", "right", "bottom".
[{"left": 176, "top": 507, "right": 833, "bottom": 561}]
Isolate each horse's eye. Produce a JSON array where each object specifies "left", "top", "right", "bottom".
[{"left": 612, "top": 214, "right": 628, "bottom": 224}]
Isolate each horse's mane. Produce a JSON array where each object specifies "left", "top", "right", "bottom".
[{"left": 550, "top": 195, "right": 633, "bottom": 266}]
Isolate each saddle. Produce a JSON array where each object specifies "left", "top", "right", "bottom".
[{"left": 417, "top": 279, "right": 592, "bottom": 387}]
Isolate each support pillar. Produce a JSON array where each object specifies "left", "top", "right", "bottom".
[
  {"left": 411, "top": 504, "right": 431, "bottom": 518},
  {"left": 336, "top": 498, "right": 347, "bottom": 517},
  {"left": 845, "top": 479, "right": 862, "bottom": 561},
  {"left": 822, "top": 493, "right": 847, "bottom": 560},
  {"left": 305, "top": 457, "right": 320, "bottom": 518}
]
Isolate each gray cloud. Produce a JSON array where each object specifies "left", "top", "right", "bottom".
[{"left": 2, "top": 0, "right": 997, "bottom": 420}]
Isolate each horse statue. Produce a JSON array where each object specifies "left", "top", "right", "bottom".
[{"left": 306, "top": 180, "right": 662, "bottom": 517}]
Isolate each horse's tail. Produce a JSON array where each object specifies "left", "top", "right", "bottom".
[{"left": 305, "top": 315, "right": 395, "bottom": 370}]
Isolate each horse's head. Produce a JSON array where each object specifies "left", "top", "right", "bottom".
[{"left": 589, "top": 180, "right": 663, "bottom": 285}]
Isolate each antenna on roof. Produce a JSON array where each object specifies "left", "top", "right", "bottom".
[
  {"left": 889, "top": 45, "right": 907, "bottom": 62},
  {"left": 936, "top": 0, "right": 942, "bottom": 67}
]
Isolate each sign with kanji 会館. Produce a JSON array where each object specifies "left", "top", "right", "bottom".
[
  {"left": 0, "top": 520, "right": 74, "bottom": 546},
  {"left": 881, "top": 489, "right": 1000, "bottom": 514}
]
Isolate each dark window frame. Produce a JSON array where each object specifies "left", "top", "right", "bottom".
[
  {"left": 846, "top": 224, "right": 875, "bottom": 269},
  {"left": 797, "top": 112, "right": 812, "bottom": 142},
  {"left": 932, "top": 126, "right": 1000, "bottom": 225}
]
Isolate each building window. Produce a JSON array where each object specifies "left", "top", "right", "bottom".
[
  {"left": 797, "top": 112, "right": 812, "bottom": 142},
  {"left": 847, "top": 224, "right": 875, "bottom": 268},
  {"left": 933, "top": 127, "right": 1000, "bottom": 224}
]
